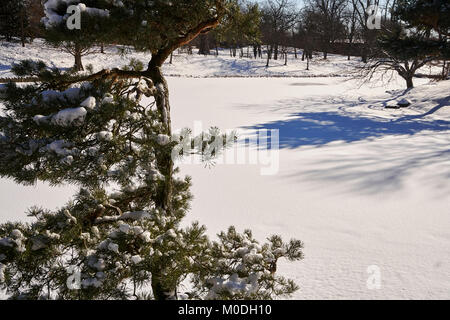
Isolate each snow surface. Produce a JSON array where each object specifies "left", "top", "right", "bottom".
[{"left": 0, "top": 41, "right": 449, "bottom": 300}]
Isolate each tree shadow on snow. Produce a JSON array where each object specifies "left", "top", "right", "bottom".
[
  {"left": 289, "top": 143, "right": 450, "bottom": 195},
  {"left": 0, "top": 64, "right": 10, "bottom": 72},
  {"left": 240, "top": 97, "right": 450, "bottom": 195},
  {"left": 242, "top": 98, "right": 450, "bottom": 149}
]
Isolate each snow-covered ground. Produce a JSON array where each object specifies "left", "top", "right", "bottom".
[
  {"left": 0, "top": 41, "right": 449, "bottom": 299},
  {"left": 0, "top": 40, "right": 361, "bottom": 78}
]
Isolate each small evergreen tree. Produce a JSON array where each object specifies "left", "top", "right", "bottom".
[
  {"left": 364, "top": 23, "right": 439, "bottom": 89},
  {"left": 41, "top": 1, "right": 112, "bottom": 71},
  {"left": 0, "top": 1, "right": 304, "bottom": 300},
  {"left": 213, "top": 0, "right": 261, "bottom": 58},
  {"left": 396, "top": 0, "right": 450, "bottom": 78},
  {"left": 0, "top": 0, "right": 28, "bottom": 44},
  {"left": 362, "top": 0, "right": 449, "bottom": 89},
  {"left": 396, "top": 0, "right": 450, "bottom": 38}
]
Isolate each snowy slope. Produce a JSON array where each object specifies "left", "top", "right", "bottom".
[{"left": 1, "top": 41, "right": 449, "bottom": 299}]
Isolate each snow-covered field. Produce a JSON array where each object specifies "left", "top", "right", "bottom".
[
  {"left": 0, "top": 39, "right": 370, "bottom": 78},
  {"left": 1, "top": 41, "right": 449, "bottom": 299}
]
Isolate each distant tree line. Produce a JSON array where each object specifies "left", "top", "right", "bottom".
[
  {"left": 0, "top": 0, "right": 44, "bottom": 46},
  {"left": 190, "top": 0, "right": 448, "bottom": 88},
  {"left": 1, "top": 0, "right": 448, "bottom": 87}
]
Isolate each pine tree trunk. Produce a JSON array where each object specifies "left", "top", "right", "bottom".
[
  {"left": 146, "top": 63, "right": 176, "bottom": 300},
  {"left": 20, "top": 8, "right": 26, "bottom": 47},
  {"left": 198, "top": 34, "right": 210, "bottom": 55},
  {"left": 74, "top": 45, "right": 84, "bottom": 71},
  {"left": 151, "top": 274, "right": 176, "bottom": 300}
]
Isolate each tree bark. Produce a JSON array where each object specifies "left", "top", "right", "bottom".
[
  {"left": 20, "top": 8, "right": 26, "bottom": 47},
  {"left": 74, "top": 44, "right": 84, "bottom": 71},
  {"left": 146, "top": 60, "right": 175, "bottom": 300},
  {"left": 361, "top": 44, "right": 368, "bottom": 63},
  {"left": 198, "top": 34, "right": 210, "bottom": 55},
  {"left": 138, "top": 11, "right": 222, "bottom": 298},
  {"left": 405, "top": 76, "right": 414, "bottom": 89},
  {"left": 266, "top": 45, "right": 271, "bottom": 67}
]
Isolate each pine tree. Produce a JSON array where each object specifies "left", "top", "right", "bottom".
[
  {"left": 362, "top": 0, "right": 449, "bottom": 89},
  {"left": 0, "top": 0, "right": 43, "bottom": 45},
  {"left": 396, "top": 0, "right": 450, "bottom": 38},
  {"left": 0, "top": 1, "right": 304, "bottom": 300},
  {"left": 0, "top": 0, "right": 27, "bottom": 43},
  {"left": 373, "top": 23, "right": 440, "bottom": 88},
  {"left": 41, "top": 1, "right": 112, "bottom": 71},
  {"left": 213, "top": 0, "right": 261, "bottom": 58},
  {"left": 395, "top": 0, "right": 450, "bottom": 78}
]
